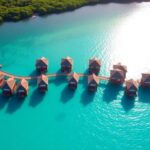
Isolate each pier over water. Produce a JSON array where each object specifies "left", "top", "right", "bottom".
[
  {"left": 0, "top": 71, "right": 109, "bottom": 81},
  {"left": 0, "top": 56, "right": 146, "bottom": 98}
]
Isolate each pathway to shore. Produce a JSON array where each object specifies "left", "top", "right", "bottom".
[{"left": 0, "top": 71, "right": 109, "bottom": 81}]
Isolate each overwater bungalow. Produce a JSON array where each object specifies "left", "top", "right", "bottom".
[
  {"left": 61, "top": 57, "right": 73, "bottom": 73},
  {"left": 125, "top": 79, "right": 138, "bottom": 97},
  {"left": 88, "top": 74, "right": 99, "bottom": 92},
  {"left": 140, "top": 73, "right": 150, "bottom": 88},
  {"left": 16, "top": 79, "right": 28, "bottom": 98},
  {"left": 37, "top": 74, "right": 48, "bottom": 92},
  {"left": 2, "top": 78, "right": 16, "bottom": 97},
  {"left": 110, "top": 69, "right": 125, "bottom": 84},
  {"left": 89, "top": 57, "right": 101, "bottom": 75},
  {"left": 113, "top": 63, "right": 127, "bottom": 77},
  {"left": 68, "top": 72, "right": 79, "bottom": 90},
  {"left": 36, "top": 57, "right": 48, "bottom": 73}
]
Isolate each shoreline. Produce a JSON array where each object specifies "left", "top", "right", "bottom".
[{"left": 0, "top": 0, "right": 149, "bottom": 24}]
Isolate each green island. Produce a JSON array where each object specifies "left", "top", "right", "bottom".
[{"left": 0, "top": 0, "right": 147, "bottom": 23}]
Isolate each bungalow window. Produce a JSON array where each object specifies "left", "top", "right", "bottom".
[
  {"left": 4, "top": 89, "right": 10, "bottom": 91},
  {"left": 41, "top": 66, "right": 47, "bottom": 68},
  {"left": 145, "top": 81, "right": 150, "bottom": 84},
  {"left": 70, "top": 81, "right": 75, "bottom": 84},
  {"left": 18, "top": 89, "right": 25, "bottom": 92},
  {"left": 91, "top": 66, "right": 98, "bottom": 69},
  {"left": 90, "top": 83, "right": 96, "bottom": 87},
  {"left": 129, "top": 89, "right": 136, "bottom": 92},
  {"left": 62, "top": 64, "right": 69, "bottom": 66},
  {"left": 40, "top": 84, "right": 46, "bottom": 87},
  {"left": 112, "top": 77, "right": 121, "bottom": 81}
]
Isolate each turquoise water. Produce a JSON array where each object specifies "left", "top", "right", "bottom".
[{"left": 0, "top": 3, "right": 150, "bottom": 150}]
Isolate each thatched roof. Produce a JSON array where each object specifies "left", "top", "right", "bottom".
[
  {"left": 61, "top": 56, "right": 73, "bottom": 65},
  {"left": 126, "top": 79, "right": 138, "bottom": 91},
  {"left": 0, "top": 74, "right": 4, "bottom": 80},
  {"left": 88, "top": 74, "right": 99, "bottom": 85},
  {"left": 17, "top": 78, "right": 28, "bottom": 91},
  {"left": 3, "top": 78, "right": 16, "bottom": 90},
  {"left": 141, "top": 73, "right": 150, "bottom": 82},
  {"left": 113, "top": 63, "right": 127, "bottom": 73},
  {"left": 36, "top": 57, "right": 48, "bottom": 66},
  {"left": 110, "top": 69, "right": 125, "bottom": 79},
  {"left": 38, "top": 74, "right": 48, "bottom": 85},
  {"left": 89, "top": 57, "right": 101, "bottom": 66},
  {"left": 69, "top": 72, "right": 79, "bottom": 82}
]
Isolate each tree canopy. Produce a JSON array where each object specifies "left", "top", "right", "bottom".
[
  {"left": 0, "top": 0, "right": 88, "bottom": 23},
  {"left": 0, "top": 0, "right": 145, "bottom": 23}
]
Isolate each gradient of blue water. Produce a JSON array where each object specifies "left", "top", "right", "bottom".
[{"left": 0, "top": 3, "right": 150, "bottom": 150}]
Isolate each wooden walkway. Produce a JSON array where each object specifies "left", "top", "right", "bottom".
[{"left": 0, "top": 71, "right": 109, "bottom": 81}]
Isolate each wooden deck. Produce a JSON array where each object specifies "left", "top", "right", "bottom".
[{"left": 0, "top": 71, "right": 109, "bottom": 81}]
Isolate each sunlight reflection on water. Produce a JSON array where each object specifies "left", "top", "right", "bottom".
[{"left": 112, "top": 4, "right": 150, "bottom": 79}]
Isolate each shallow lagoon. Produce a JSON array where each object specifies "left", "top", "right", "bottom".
[{"left": 0, "top": 3, "right": 150, "bottom": 150}]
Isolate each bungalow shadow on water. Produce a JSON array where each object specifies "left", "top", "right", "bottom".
[
  {"left": 29, "top": 89, "right": 46, "bottom": 107},
  {"left": 0, "top": 94, "right": 26, "bottom": 114},
  {"left": 51, "top": 69, "right": 68, "bottom": 86},
  {"left": 121, "top": 95, "right": 135, "bottom": 112},
  {"left": 80, "top": 90, "right": 95, "bottom": 106},
  {"left": 138, "top": 87, "right": 150, "bottom": 103},
  {"left": 6, "top": 95, "right": 25, "bottom": 114},
  {"left": 0, "top": 94, "right": 9, "bottom": 110},
  {"left": 102, "top": 83, "right": 124, "bottom": 103},
  {"left": 60, "top": 85, "right": 76, "bottom": 104}
]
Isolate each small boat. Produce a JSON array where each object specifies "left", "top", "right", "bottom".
[
  {"left": 0, "top": 64, "right": 2, "bottom": 68},
  {"left": 32, "top": 15, "right": 37, "bottom": 19}
]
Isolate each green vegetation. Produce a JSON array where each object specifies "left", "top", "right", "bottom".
[
  {"left": 0, "top": 0, "right": 89, "bottom": 23},
  {"left": 0, "top": 0, "right": 145, "bottom": 23},
  {"left": 0, "top": 16, "right": 3, "bottom": 23}
]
